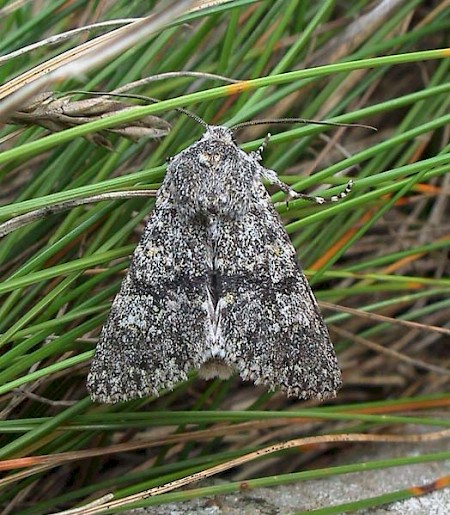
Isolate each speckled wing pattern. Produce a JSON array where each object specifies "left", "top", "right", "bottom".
[
  {"left": 87, "top": 125, "right": 341, "bottom": 403},
  {"left": 214, "top": 184, "right": 341, "bottom": 399},
  {"left": 87, "top": 202, "right": 211, "bottom": 403}
]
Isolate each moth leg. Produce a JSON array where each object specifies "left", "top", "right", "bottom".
[
  {"left": 253, "top": 133, "right": 352, "bottom": 205},
  {"left": 250, "top": 133, "right": 272, "bottom": 162},
  {"left": 262, "top": 165, "right": 353, "bottom": 205},
  {"left": 261, "top": 166, "right": 318, "bottom": 203},
  {"left": 288, "top": 178, "right": 353, "bottom": 204}
]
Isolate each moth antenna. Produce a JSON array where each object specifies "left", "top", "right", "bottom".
[
  {"left": 175, "top": 107, "right": 209, "bottom": 128},
  {"left": 62, "top": 90, "right": 209, "bottom": 129},
  {"left": 231, "top": 117, "right": 377, "bottom": 133}
]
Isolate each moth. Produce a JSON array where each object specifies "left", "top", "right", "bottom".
[{"left": 87, "top": 118, "right": 348, "bottom": 403}]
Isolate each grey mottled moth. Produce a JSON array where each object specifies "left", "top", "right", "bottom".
[{"left": 87, "top": 119, "right": 349, "bottom": 403}]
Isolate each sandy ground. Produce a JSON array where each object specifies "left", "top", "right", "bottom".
[{"left": 130, "top": 432, "right": 450, "bottom": 514}]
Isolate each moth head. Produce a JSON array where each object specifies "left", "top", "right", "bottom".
[{"left": 202, "top": 125, "right": 236, "bottom": 145}]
